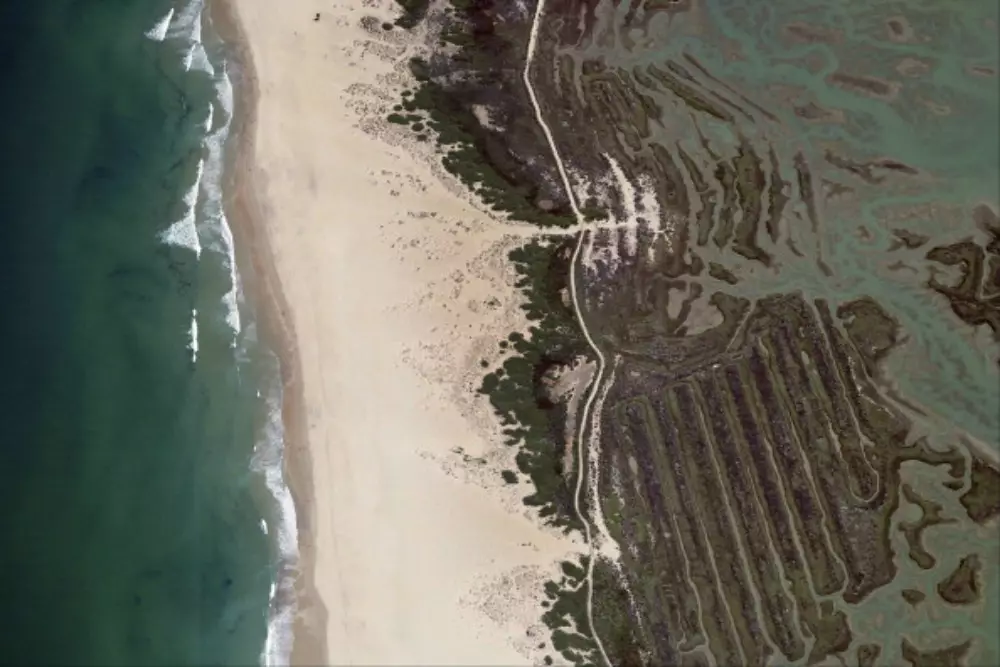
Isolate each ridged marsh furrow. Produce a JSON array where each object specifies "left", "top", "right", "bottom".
[
  {"left": 765, "top": 329, "right": 851, "bottom": 484},
  {"left": 669, "top": 384, "right": 772, "bottom": 667},
  {"left": 695, "top": 374, "right": 805, "bottom": 661},
  {"left": 616, "top": 400, "right": 699, "bottom": 659},
  {"left": 675, "top": 145, "right": 717, "bottom": 248},
  {"left": 711, "top": 161, "right": 738, "bottom": 250},
  {"left": 793, "top": 152, "right": 821, "bottom": 240},
  {"left": 765, "top": 148, "right": 789, "bottom": 244},
  {"left": 585, "top": 78, "right": 645, "bottom": 153},
  {"left": 788, "top": 314, "right": 883, "bottom": 491},
  {"left": 680, "top": 53, "right": 780, "bottom": 124},
  {"left": 765, "top": 328, "right": 900, "bottom": 603},
  {"left": 721, "top": 364, "right": 822, "bottom": 636},
  {"left": 661, "top": 61, "right": 748, "bottom": 122},
  {"left": 609, "top": 449, "right": 684, "bottom": 664},
  {"left": 646, "top": 65, "right": 736, "bottom": 123},
  {"left": 774, "top": 323, "right": 879, "bottom": 501},
  {"left": 649, "top": 142, "right": 690, "bottom": 220},
  {"left": 747, "top": 346, "right": 847, "bottom": 596},
  {"left": 762, "top": 332, "right": 867, "bottom": 588},
  {"left": 815, "top": 300, "right": 910, "bottom": 455},
  {"left": 731, "top": 140, "right": 773, "bottom": 266},
  {"left": 624, "top": 396, "right": 716, "bottom": 650},
  {"left": 612, "top": 505, "right": 665, "bottom": 657},
  {"left": 650, "top": 394, "right": 745, "bottom": 667}
]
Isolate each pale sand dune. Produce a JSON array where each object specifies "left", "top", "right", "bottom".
[{"left": 222, "top": 0, "right": 581, "bottom": 664}]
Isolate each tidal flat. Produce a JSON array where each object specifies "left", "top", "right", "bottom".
[{"left": 390, "top": 0, "right": 999, "bottom": 664}]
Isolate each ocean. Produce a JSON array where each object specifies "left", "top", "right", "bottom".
[{"left": 0, "top": 0, "right": 293, "bottom": 663}]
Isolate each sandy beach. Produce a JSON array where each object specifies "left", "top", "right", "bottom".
[{"left": 217, "top": 0, "right": 582, "bottom": 663}]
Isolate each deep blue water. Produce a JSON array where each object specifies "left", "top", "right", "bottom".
[{"left": 0, "top": 1, "right": 276, "bottom": 663}]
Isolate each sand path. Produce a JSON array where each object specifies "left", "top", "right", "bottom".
[
  {"left": 229, "top": 0, "right": 585, "bottom": 663},
  {"left": 524, "top": 1, "right": 616, "bottom": 664}
]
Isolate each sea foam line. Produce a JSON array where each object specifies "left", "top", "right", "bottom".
[
  {"left": 167, "top": 0, "right": 209, "bottom": 73},
  {"left": 163, "top": 1, "right": 243, "bottom": 342},
  {"left": 158, "top": 158, "right": 204, "bottom": 257},
  {"left": 199, "top": 67, "right": 243, "bottom": 340},
  {"left": 153, "top": 3, "right": 297, "bottom": 665},
  {"left": 156, "top": 0, "right": 210, "bottom": 258},
  {"left": 144, "top": 7, "right": 175, "bottom": 42},
  {"left": 185, "top": 5, "right": 295, "bottom": 664},
  {"left": 188, "top": 308, "right": 199, "bottom": 363},
  {"left": 253, "top": 379, "right": 300, "bottom": 667},
  {"left": 156, "top": 0, "right": 241, "bottom": 343}
]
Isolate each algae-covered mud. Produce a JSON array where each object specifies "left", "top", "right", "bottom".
[{"left": 389, "top": 0, "right": 998, "bottom": 664}]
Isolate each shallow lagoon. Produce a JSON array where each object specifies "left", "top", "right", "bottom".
[{"left": 568, "top": 0, "right": 998, "bottom": 663}]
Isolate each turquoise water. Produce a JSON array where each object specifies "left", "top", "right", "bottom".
[{"left": 0, "top": 0, "right": 286, "bottom": 663}]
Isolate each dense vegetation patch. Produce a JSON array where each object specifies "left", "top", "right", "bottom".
[
  {"left": 383, "top": 1, "right": 590, "bottom": 526},
  {"left": 393, "top": 58, "right": 575, "bottom": 228},
  {"left": 479, "top": 239, "right": 587, "bottom": 527},
  {"left": 386, "top": 5, "right": 640, "bottom": 666},
  {"left": 392, "top": 0, "right": 430, "bottom": 29}
]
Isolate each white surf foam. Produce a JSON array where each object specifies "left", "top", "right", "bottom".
[
  {"left": 144, "top": 7, "right": 174, "bottom": 42},
  {"left": 166, "top": 0, "right": 213, "bottom": 74},
  {"left": 159, "top": 158, "right": 203, "bottom": 257},
  {"left": 171, "top": 3, "right": 298, "bottom": 662},
  {"left": 198, "top": 66, "right": 242, "bottom": 340},
  {"left": 220, "top": 236, "right": 242, "bottom": 336},
  {"left": 157, "top": 0, "right": 210, "bottom": 259},
  {"left": 167, "top": 0, "right": 202, "bottom": 42},
  {"left": 186, "top": 42, "right": 214, "bottom": 75},
  {"left": 253, "top": 381, "right": 300, "bottom": 667},
  {"left": 188, "top": 308, "right": 199, "bottom": 363}
]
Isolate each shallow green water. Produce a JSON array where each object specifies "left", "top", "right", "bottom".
[
  {"left": 572, "top": 0, "right": 998, "bottom": 663},
  {"left": 0, "top": 1, "right": 276, "bottom": 663},
  {"left": 592, "top": 0, "right": 1000, "bottom": 446},
  {"left": 688, "top": 0, "right": 999, "bottom": 448}
]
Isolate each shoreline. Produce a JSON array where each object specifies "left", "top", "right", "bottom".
[
  {"left": 210, "top": 0, "right": 582, "bottom": 664},
  {"left": 209, "top": 2, "right": 329, "bottom": 664}
]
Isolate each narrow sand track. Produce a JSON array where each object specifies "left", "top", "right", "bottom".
[{"left": 523, "top": 2, "right": 614, "bottom": 665}]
